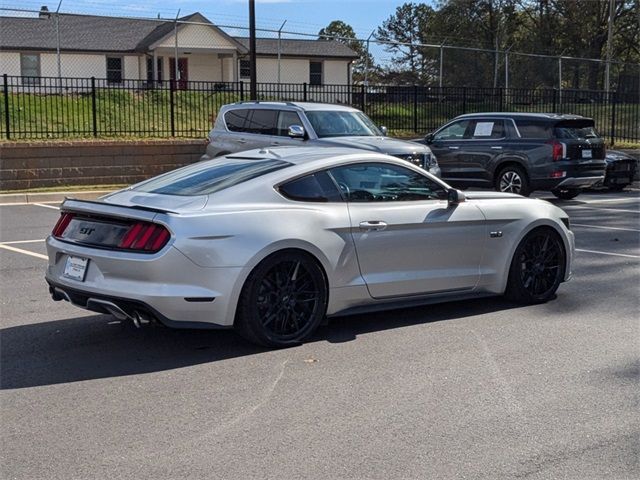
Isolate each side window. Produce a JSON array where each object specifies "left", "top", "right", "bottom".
[
  {"left": 239, "top": 59, "right": 250, "bottom": 79},
  {"left": 433, "top": 120, "right": 470, "bottom": 141},
  {"left": 278, "top": 171, "right": 342, "bottom": 202},
  {"left": 245, "top": 109, "right": 278, "bottom": 135},
  {"left": 106, "top": 57, "right": 123, "bottom": 84},
  {"left": 469, "top": 120, "right": 505, "bottom": 139},
  {"left": 328, "top": 163, "right": 447, "bottom": 202},
  {"left": 310, "top": 61, "right": 323, "bottom": 86},
  {"left": 20, "top": 54, "right": 40, "bottom": 85},
  {"left": 515, "top": 120, "right": 553, "bottom": 139},
  {"left": 224, "top": 109, "right": 251, "bottom": 132},
  {"left": 276, "top": 111, "right": 303, "bottom": 136}
]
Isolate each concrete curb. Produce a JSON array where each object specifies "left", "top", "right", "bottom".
[{"left": 0, "top": 190, "right": 113, "bottom": 205}]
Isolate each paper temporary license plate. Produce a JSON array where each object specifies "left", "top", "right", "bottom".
[
  {"left": 581, "top": 149, "right": 593, "bottom": 159},
  {"left": 63, "top": 256, "right": 88, "bottom": 281}
]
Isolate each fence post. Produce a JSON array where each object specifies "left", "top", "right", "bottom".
[
  {"left": 3, "top": 74, "right": 9, "bottom": 140},
  {"left": 499, "top": 87, "right": 504, "bottom": 111},
  {"left": 361, "top": 84, "right": 366, "bottom": 113},
  {"left": 413, "top": 85, "right": 418, "bottom": 133},
  {"left": 91, "top": 77, "right": 97, "bottom": 137},
  {"left": 552, "top": 89, "right": 557, "bottom": 113},
  {"left": 239, "top": 81, "right": 244, "bottom": 101},
  {"left": 462, "top": 87, "right": 467, "bottom": 114},
  {"left": 169, "top": 79, "right": 175, "bottom": 137},
  {"left": 303, "top": 83, "right": 308, "bottom": 102},
  {"left": 610, "top": 91, "right": 617, "bottom": 146}
]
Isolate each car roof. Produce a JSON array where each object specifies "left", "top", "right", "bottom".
[
  {"left": 224, "top": 101, "right": 360, "bottom": 112},
  {"left": 455, "top": 112, "right": 590, "bottom": 121}
]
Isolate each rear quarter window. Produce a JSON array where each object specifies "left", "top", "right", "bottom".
[
  {"left": 278, "top": 171, "right": 343, "bottom": 202},
  {"left": 514, "top": 119, "right": 553, "bottom": 139}
]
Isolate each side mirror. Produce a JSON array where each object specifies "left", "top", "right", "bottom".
[
  {"left": 288, "top": 125, "right": 305, "bottom": 139},
  {"left": 447, "top": 189, "right": 465, "bottom": 206},
  {"left": 425, "top": 133, "right": 434, "bottom": 144},
  {"left": 380, "top": 126, "right": 388, "bottom": 136}
]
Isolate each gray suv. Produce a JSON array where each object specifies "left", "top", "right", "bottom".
[
  {"left": 425, "top": 113, "right": 606, "bottom": 199},
  {"left": 202, "top": 101, "right": 441, "bottom": 177}
]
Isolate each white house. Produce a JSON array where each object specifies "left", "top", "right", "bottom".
[{"left": 0, "top": 9, "right": 358, "bottom": 87}]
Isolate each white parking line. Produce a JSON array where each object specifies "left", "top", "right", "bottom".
[
  {"left": 0, "top": 201, "right": 60, "bottom": 207},
  {"left": 572, "top": 224, "right": 640, "bottom": 233},
  {"left": 576, "top": 248, "right": 640, "bottom": 259},
  {"left": 564, "top": 205, "right": 639, "bottom": 214},
  {"left": 0, "top": 239, "right": 45, "bottom": 245},
  {"left": 0, "top": 243, "right": 48, "bottom": 260},
  {"left": 580, "top": 197, "right": 640, "bottom": 203},
  {"left": 32, "top": 203, "right": 60, "bottom": 210}
]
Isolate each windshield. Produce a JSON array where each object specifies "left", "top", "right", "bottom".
[
  {"left": 134, "top": 159, "right": 290, "bottom": 196},
  {"left": 306, "top": 111, "right": 382, "bottom": 138}
]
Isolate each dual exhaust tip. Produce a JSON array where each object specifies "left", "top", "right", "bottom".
[{"left": 50, "top": 286, "right": 156, "bottom": 328}]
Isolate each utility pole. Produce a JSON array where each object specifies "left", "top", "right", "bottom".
[
  {"left": 277, "top": 20, "right": 286, "bottom": 91},
  {"left": 249, "top": 0, "right": 257, "bottom": 100},
  {"left": 55, "top": 0, "right": 63, "bottom": 82},
  {"left": 174, "top": 9, "right": 180, "bottom": 87},
  {"left": 604, "top": 0, "right": 615, "bottom": 92}
]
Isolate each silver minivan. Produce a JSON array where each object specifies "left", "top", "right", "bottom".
[{"left": 201, "top": 101, "right": 441, "bottom": 177}]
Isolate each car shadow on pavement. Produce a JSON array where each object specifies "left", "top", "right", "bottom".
[{"left": 0, "top": 297, "right": 521, "bottom": 390}]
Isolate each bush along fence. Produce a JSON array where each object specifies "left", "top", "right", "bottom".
[{"left": 1, "top": 75, "right": 638, "bottom": 143}]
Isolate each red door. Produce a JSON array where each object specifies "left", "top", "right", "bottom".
[{"left": 169, "top": 58, "right": 189, "bottom": 90}]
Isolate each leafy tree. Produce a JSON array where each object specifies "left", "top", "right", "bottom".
[
  {"left": 376, "top": 3, "right": 437, "bottom": 84},
  {"left": 318, "top": 20, "right": 377, "bottom": 82}
]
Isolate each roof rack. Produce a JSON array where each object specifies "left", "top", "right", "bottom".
[{"left": 234, "top": 100, "right": 298, "bottom": 107}]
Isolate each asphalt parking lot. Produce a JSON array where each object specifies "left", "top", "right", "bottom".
[{"left": 1, "top": 189, "right": 638, "bottom": 480}]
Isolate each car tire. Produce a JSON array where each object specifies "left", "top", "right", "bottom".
[
  {"left": 235, "top": 250, "right": 328, "bottom": 347},
  {"left": 495, "top": 165, "right": 531, "bottom": 196},
  {"left": 505, "top": 228, "right": 566, "bottom": 304},
  {"left": 551, "top": 188, "right": 581, "bottom": 200}
]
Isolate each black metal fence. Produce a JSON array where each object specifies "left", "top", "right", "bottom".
[{"left": 2, "top": 75, "right": 638, "bottom": 143}]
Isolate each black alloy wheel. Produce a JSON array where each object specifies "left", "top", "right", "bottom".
[
  {"left": 506, "top": 228, "right": 565, "bottom": 304},
  {"left": 552, "top": 188, "right": 581, "bottom": 200},
  {"left": 496, "top": 165, "right": 531, "bottom": 197},
  {"left": 236, "top": 251, "right": 327, "bottom": 347}
]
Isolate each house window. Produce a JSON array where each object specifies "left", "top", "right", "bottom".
[
  {"left": 309, "top": 61, "right": 322, "bottom": 86},
  {"left": 146, "top": 57, "right": 163, "bottom": 84},
  {"left": 239, "top": 59, "right": 250, "bottom": 79},
  {"left": 106, "top": 57, "right": 123, "bottom": 84},
  {"left": 20, "top": 54, "right": 40, "bottom": 85}
]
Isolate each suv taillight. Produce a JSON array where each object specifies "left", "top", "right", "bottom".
[
  {"left": 52, "top": 212, "right": 74, "bottom": 237},
  {"left": 118, "top": 221, "right": 170, "bottom": 252},
  {"left": 547, "top": 140, "right": 565, "bottom": 162}
]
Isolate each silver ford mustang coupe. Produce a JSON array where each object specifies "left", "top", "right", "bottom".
[{"left": 46, "top": 147, "right": 574, "bottom": 347}]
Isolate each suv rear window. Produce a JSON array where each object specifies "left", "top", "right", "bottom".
[
  {"left": 134, "top": 159, "right": 290, "bottom": 196},
  {"left": 554, "top": 120, "right": 599, "bottom": 140}
]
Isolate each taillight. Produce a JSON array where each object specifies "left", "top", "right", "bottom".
[
  {"left": 52, "top": 212, "right": 74, "bottom": 237},
  {"left": 547, "top": 140, "right": 565, "bottom": 162},
  {"left": 118, "top": 222, "right": 170, "bottom": 252}
]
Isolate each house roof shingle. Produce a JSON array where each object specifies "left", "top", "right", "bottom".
[{"left": 0, "top": 12, "right": 358, "bottom": 58}]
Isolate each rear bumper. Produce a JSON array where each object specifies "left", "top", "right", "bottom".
[
  {"left": 45, "top": 236, "right": 242, "bottom": 327},
  {"left": 532, "top": 175, "right": 605, "bottom": 190}
]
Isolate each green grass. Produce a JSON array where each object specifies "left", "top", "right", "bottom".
[{"left": 0, "top": 90, "right": 638, "bottom": 145}]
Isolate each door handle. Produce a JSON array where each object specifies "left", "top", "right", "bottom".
[
  {"left": 491, "top": 146, "right": 503, "bottom": 150},
  {"left": 236, "top": 139, "right": 247, "bottom": 144},
  {"left": 271, "top": 142, "right": 280, "bottom": 146},
  {"left": 448, "top": 146, "right": 459, "bottom": 150},
  {"left": 359, "top": 221, "right": 387, "bottom": 231}
]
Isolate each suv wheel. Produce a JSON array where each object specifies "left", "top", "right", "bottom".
[
  {"left": 551, "top": 188, "right": 581, "bottom": 200},
  {"left": 496, "top": 166, "right": 530, "bottom": 197}
]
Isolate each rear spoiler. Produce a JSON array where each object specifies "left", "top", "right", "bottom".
[{"left": 60, "top": 198, "right": 177, "bottom": 222}]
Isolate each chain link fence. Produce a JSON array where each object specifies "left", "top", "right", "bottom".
[{"left": 1, "top": 6, "right": 638, "bottom": 142}]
